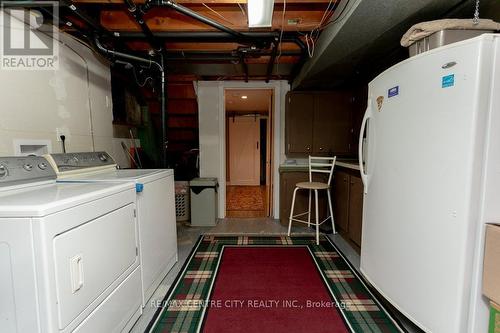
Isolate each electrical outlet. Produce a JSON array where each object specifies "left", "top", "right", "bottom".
[{"left": 56, "top": 128, "right": 69, "bottom": 141}]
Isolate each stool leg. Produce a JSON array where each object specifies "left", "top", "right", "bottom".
[
  {"left": 307, "top": 189, "right": 312, "bottom": 227},
  {"left": 315, "top": 189, "right": 319, "bottom": 245},
  {"left": 288, "top": 187, "right": 299, "bottom": 237},
  {"left": 327, "top": 189, "right": 336, "bottom": 234}
]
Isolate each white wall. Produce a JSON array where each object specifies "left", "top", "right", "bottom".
[
  {"left": 196, "top": 80, "right": 290, "bottom": 219},
  {"left": 0, "top": 12, "right": 134, "bottom": 167}
]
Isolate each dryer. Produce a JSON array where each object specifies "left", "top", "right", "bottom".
[
  {"left": 44, "top": 152, "right": 178, "bottom": 305},
  {"left": 0, "top": 156, "right": 142, "bottom": 333}
]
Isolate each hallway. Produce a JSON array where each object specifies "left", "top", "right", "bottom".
[{"left": 226, "top": 185, "right": 268, "bottom": 218}]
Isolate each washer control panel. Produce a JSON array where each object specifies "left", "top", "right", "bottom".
[
  {"left": 0, "top": 156, "right": 56, "bottom": 187},
  {"left": 48, "top": 152, "right": 116, "bottom": 172}
]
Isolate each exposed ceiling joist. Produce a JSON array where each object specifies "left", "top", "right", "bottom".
[{"left": 100, "top": 6, "right": 328, "bottom": 32}]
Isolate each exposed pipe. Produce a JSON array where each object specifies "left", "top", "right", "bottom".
[
  {"left": 124, "top": 0, "right": 163, "bottom": 51},
  {"left": 94, "top": 36, "right": 167, "bottom": 168},
  {"left": 266, "top": 41, "right": 279, "bottom": 83},
  {"left": 118, "top": 31, "right": 305, "bottom": 48},
  {"left": 240, "top": 55, "right": 248, "bottom": 82}
]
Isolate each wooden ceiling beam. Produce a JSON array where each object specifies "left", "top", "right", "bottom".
[{"left": 100, "top": 6, "right": 328, "bottom": 32}]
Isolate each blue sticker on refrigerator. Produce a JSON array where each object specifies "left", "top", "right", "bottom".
[
  {"left": 388, "top": 86, "right": 399, "bottom": 98},
  {"left": 442, "top": 74, "right": 455, "bottom": 88}
]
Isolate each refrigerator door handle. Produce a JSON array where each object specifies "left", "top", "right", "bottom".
[{"left": 359, "top": 99, "right": 372, "bottom": 194}]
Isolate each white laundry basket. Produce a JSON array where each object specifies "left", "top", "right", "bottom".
[{"left": 175, "top": 181, "right": 190, "bottom": 222}]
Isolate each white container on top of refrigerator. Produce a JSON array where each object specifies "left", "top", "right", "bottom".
[{"left": 358, "top": 34, "right": 500, "bottom": 333}]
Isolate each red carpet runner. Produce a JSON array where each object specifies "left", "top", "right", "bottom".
[
  {"left": 203, "top": 247, "right": 348, "bottom": 332},
  {"left": 147, "top": 236, "right": 404, "bottom": 333}
]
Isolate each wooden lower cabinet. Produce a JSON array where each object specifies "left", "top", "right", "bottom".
[
  {"left": 279, "top": 171, "right": 329, "bottom": 227},
  {"left": 332, "top": 168, "right": 364, "bottom": 251},
  {"left": 348, "top": 175, "right": 364, "bottom": 247}
]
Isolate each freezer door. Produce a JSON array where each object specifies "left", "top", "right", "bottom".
[{"left": 359, "top": 37, "right": 493, "bottom": 332}]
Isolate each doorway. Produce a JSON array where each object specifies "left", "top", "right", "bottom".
[{"left": 225, "top": 89, "right": 273, "bottom": 218}]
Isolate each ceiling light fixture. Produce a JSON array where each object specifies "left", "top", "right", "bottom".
[
  {"left": 241, "top": 95, "right": 248, "bottom": 99},
  {"left": 247, "top": 0, "right": 275, "bottom": 28}
]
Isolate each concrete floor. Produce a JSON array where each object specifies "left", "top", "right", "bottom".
[{"left": 130, "top": 218, "right": 419, "bottom": 333}]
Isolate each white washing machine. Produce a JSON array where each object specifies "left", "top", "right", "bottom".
[
  {"left": 44, "top": 152, "right": 178, "bottom": 305},
  {"left": 0, "top": 156, "right": 142, "bottom": 333}
]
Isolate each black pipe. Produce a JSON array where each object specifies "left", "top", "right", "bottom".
[
  {"left": 266, "top": 42, "right": 278, "bottom": 83},
  {"left": 94, "top": 36, "right": 167, "bottom": 168},
  {"left": 118, "top": 31, "right": 303, "bottom": 47},
  {"left": 160, "top": 54, "right": 167, "bottom": 168},
  {"left": 240, "top": 55, "right": 248, "bottom": 82},
  {"left": 160, "top": 0, "right": 246, "bottom": 41},
  {"left": 124, "top": 0, "right": 163, "bottom": 51}
]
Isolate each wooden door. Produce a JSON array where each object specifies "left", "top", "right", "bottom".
[
  {"left": 313, "top": 92, "right": 352, "bottom": 155},
  {"left": 286, "top": 93, "right": 313, "bottom": 154},
  {"left": 348, "top": 175, "right": 364, "bottom": 247},
  {"left": 228, "top": 116, "right": 260, "bottom": 185},
  {"left": 333, "top": 170, "right": 350, "bottom": 233}
]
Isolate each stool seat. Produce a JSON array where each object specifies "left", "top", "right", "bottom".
[{"left": 296, "top": 181, "right": 330, "bottom": 190}]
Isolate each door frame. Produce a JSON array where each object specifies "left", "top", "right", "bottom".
[{"left": 222, "top": 87, "right": 276, "bottom": 218}]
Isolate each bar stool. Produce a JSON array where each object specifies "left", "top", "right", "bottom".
[{"left": 287, "top": 156, "right": 336, "bottom": 245}]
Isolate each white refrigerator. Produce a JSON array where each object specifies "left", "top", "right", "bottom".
[{"left": 358, "top": 34, "right": 500, "bottom": 333}]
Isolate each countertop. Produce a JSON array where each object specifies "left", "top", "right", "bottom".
[{"left": 279, "top": 159, "right": 360, "bottom": 172}]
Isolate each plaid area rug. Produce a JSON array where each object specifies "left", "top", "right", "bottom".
[{"left": 146, "top": 235, "right": 406, "bottom": 333}]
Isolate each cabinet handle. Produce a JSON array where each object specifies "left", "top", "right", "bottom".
[
  {"left": 306, "top": 146, "right": 310, "bottom": 151},
  {"left": 319, "top": 147, "right": 323, "bottom": 151}
]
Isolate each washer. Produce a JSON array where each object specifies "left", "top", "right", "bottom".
[
  {"left": 44, "top": 152, "right": 178, "bottom": 305},
  {"left": 0, "top": 156, "right": 142, "bottom": 333}
]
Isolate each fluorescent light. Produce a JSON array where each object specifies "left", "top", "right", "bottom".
[
  {"left": 247, "top": 0, "right": 275, "bottom": 28},
  {"left": 241, "top": 95, "right": 248, "bottom": 99}
]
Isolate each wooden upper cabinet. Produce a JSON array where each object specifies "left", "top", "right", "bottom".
[
  {"left": 286, "top": 91, "right": 353, "bottom": 157},
  {"left": 286, "top": 93, "right": 313, "bottom": 154},
  {"left": 313, "top": 93, "right": 352, "bottom": 155}
]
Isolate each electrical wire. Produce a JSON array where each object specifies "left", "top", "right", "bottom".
[
  {"left": 202, "top": 2, "right": 235, "bottom": 26},
  {"left": 318, "top": 0, "right": 351, "bottom": 31},
  {"left": 276, "top": 0, "right": 286, "bottom": 73},
  {"left": 303, "top": 0, "right": 349, "bottom": 58},
  {"left": 132, "top": 65, "right": 153, "bottom": 87}
]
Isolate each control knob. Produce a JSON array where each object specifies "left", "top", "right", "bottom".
[
  {"left": 98, "top": 153, "right": 108, "bottom": 162},
  {"left": 38, "top": 162, "right": 48, "bottom": 170},
  {"left": 23, "top": 164, "right": 33, "bottom": 171},
  {"left": 0, "top": 165, "right": 7, "bottom": 178}
]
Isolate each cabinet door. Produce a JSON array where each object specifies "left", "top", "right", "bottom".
[
  {"left": 313, "top": 93, "right": 352, "bottom": 155},
  {"left": 348, "top": 175, "right": 364, "bottom": 247},
  {"left": 333, "top": 171, "right": 350, "bottom": 233},
  {"left": 286, "top": 93, "right": 313, "bottom": 154}
]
